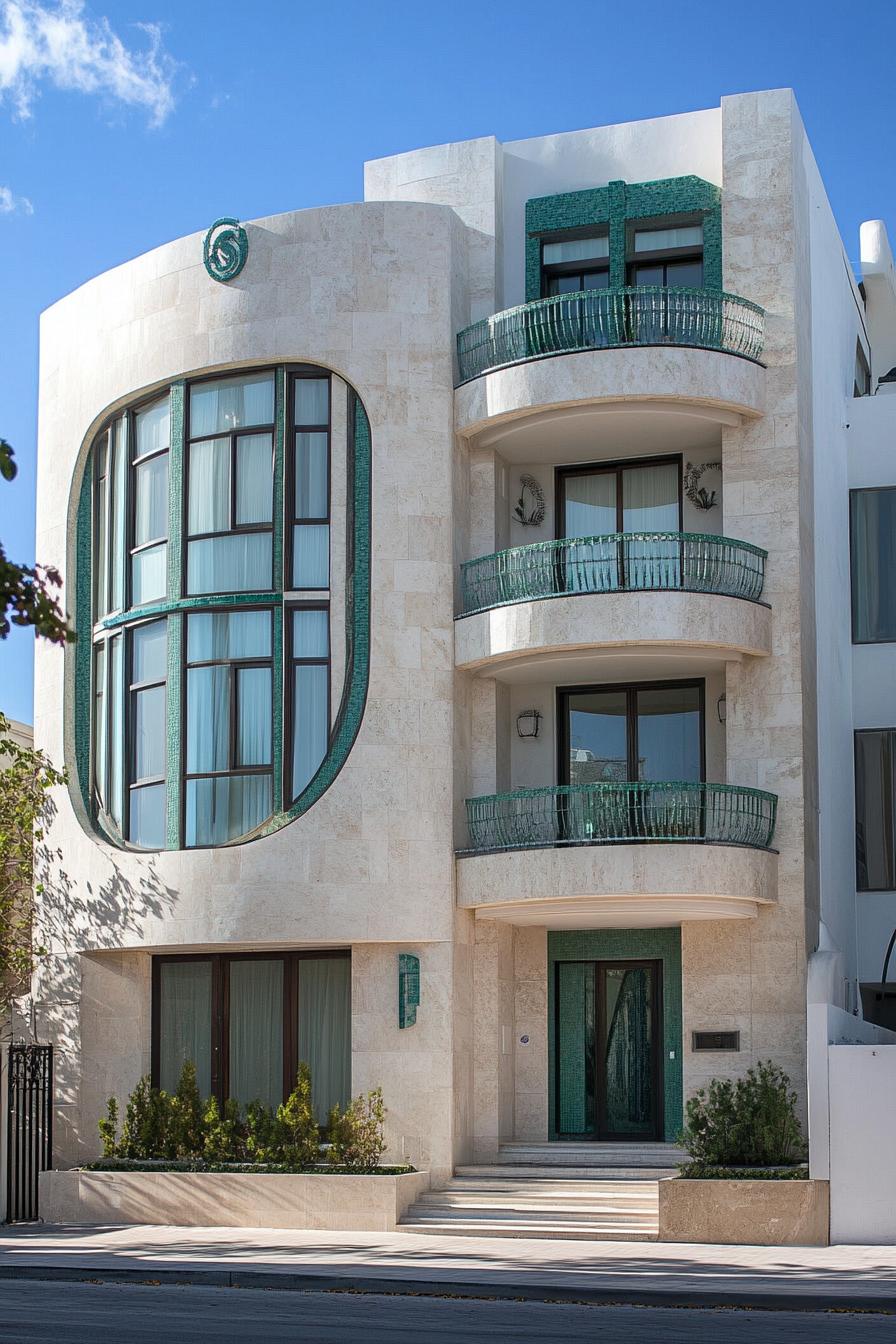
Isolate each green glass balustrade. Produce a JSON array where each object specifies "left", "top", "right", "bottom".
[
  {"left": 465, "top": 781, "right": 777, "bottom": 854},
  {"left": 455, "top": 286, "right": 765, "bottom": 384},
  {"left": 460, "top": 531, "right": 767, "bottom": 616}
]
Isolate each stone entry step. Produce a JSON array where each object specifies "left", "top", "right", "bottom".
[
  {"left": 399, "top": 1173, "right": 662, "bottom": 1241},
  {"left": 495, "top": 1141, "right": 687, "bottom": 1168}
]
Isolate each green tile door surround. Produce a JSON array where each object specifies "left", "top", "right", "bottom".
[
  {"left": 548, "top": 927, "right": 683, "bottom": 1143},
  {"left": 525, "top": 175, "right": 722, "bottom": 302}
]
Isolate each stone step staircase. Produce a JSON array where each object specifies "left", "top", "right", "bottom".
[{"left": 400, "top": 1144, "right": 685, "bottom": 1241}]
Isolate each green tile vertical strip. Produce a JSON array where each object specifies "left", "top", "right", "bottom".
[
  {"left": 271, "top": 368, "right": 287, "bottom": 815},
  {"left": 271, "top": 605, "right": 284, "bottom": 814},
  {"left": 608, "top": 180, "right": 627, "bottom": 289},
  {"left": 165, "top": 381, "right": 186, "bottom": 848},
  {"left": 702, "top": 205, "right": 723, "bottom": 290},
  {"left": 548, "top": 927, "right": 683, "bottom": 1142},
  {"left": 165, "top": 610, "right": 182, "bottom": 848},
  {"left": 72, "top": 465, "right": 94, "bottom": 814},
  {"left": 273, "top": 366, "right": 286, "bottom": 590},
  {"left": 166, "top": 381, "right": 185, "bottom": 601}
]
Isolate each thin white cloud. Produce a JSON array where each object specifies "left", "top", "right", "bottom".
[
  {"left": 0, "top": 0, "right": 176, "bottom": 126},
  {"left": 0, "top": 183, "right": 33, "bottom": 213}
]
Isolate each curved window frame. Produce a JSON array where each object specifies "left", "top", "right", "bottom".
[{"left": 72, "top": 362, "right": 371, "bottom": 852}]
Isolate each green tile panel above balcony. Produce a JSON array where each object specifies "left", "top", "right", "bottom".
[
  {"left": 455, "top": 286, "right": 765, "bottom": 385},
  {"left": 464, "top": 781, "right": 778, "bottom": 854},
  {"left": 459, "top": 531, "right": 767, "bottom": 616}
]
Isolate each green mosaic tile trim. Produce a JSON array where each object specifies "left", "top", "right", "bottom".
[
  {"left": 548, "top": 928, "right": 683, "bottom": 1143},
  {"left": 72, "top": 466, "right": 94, "bottom": 816},
  {"left": 272, "top": 366, "right": 286, "bottom": 592},
  {"left": 261, "top": 391, "right": 371, "bottom": 832},
  {"left": 69, "top": 370, "right": 371, "bottom": 851},
  {"left": 166, "top": 382, "right": 185, "bottom": 602},
  {"left": 525, "top": 175, "right": 723, "bottom": 302},
  {"left": 165, "top": 611, "right": 183, "bottom": 848}
]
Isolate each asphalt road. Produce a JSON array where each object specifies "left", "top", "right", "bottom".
[{"left": 0, "top": 1281, "right": 892, "bottom": 1342}]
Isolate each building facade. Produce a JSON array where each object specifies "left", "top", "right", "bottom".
[{"left": 28, "top": 88, "right": 895, "bottom": 1180}]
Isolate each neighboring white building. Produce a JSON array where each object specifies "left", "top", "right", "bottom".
[{"left": 25, "top": 88, "right": 896, "bottom": 1192}]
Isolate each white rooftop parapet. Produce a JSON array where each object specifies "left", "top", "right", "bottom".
[{"left": 860, "top": 220, "right": 896, "bottom": 386}]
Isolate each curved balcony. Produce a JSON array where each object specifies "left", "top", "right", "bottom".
[
  {"left": 456, "top": 287, "right": 765, "bottom": 386},
  {"left": 460, "top": 532, "right": 766, "bottom": 616},
  {"left": 465, "top": 781, "right": 777, "bottom": 854},
  {"left": 456, "top": 781, "right": 779, "bottom": 927}
]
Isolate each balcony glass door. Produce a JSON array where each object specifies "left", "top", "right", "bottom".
[
  {"left": 555, "top": 958, "right": 662, "bottom": 1140},
  {"left": 557, "top": 459, "right": 681, "bottom": 594}
]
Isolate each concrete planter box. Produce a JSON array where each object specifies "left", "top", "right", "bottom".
[
  {"left": 658, "top": 1176, "right": 829, "bottom": 1246},
  {"left": 40, "top": 1168, "right": 430, "bottom": 1232}
]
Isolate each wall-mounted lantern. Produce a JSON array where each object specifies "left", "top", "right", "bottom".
[
  {"left": 717, "top": 693, "right": 727, "bottom": 724},
  {"left": 516, "top": 709, "right": 542, "bottom": 739}
]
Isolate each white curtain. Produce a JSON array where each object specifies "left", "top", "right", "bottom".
[
  {"left": 562, "top": 472, "right": 616, "bottom": 537},
  {"left": 298, "top": 957, "right": 351, "bottom": 1124},
  {"left": 237, "top": 667, "right": 272, "bottom": 766},
  {"left": 134, "top": 454, "right": 168, "bottom": 546},
  {"left": 188, "top": 610, "right": 270, "bottom": 662},
  {"left": 295, "top": 378, "right": 329, "bottom": 426},
  {"left": 293, "top": 525, "right": 329, "bottom": 589},
  {"left": 187, "top": 666, "right": 229, "bottom": 772},
  {"left": 186, "top": 774, "right": 271, "bottom": 846},
  {"left": 159, "top": 961, "right": 212, "bottom": 1096},
  {"left": 622, "top": 463, "right": 679, "bottom": 531},
  {"left": 188, "top": 437, "right": 230, "bottom": 534},
  {"left": 295, "top": 432, "right": 328, "bottom": 518},
  {"left": 236, "top": 434, "right": 273, "bottom": 525},
  {"left": 135, "top": 397, "right": 170, "bottom": 458},
  {"left": 132, "top": 542, "right": 167, "bottom": 605},
  {"left": 293, "top": 664, "right": 328, "bottom": 796},
  {"left": 229, "top": 959, "right": 283, "bottom": 1108},
  {"left": 191, "top": 374, "right": 274, "bottom": 437},
  {"left": 188, "top": 533, "right": 272, "bottom": 594}
]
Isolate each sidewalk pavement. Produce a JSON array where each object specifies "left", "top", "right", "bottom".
[{"left": 0, "top": 1224, "right": 895, "bottom": 1311}]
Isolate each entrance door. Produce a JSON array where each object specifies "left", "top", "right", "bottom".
[{"left": 555, "top": 959, "right": 662, "bottom": 1141}]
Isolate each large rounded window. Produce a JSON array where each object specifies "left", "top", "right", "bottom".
[{"left": 74, "top": 364, "right": 371, "bottom": 849}]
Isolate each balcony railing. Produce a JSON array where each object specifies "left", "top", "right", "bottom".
[
  {"left": 464, "top": 781, "right": 778, "bottom": 854},
  {"left": 456, "top": 286, "right": 765, "bottom": 384},
  {"left": 459, "top": 532, "right": 767, "bottom": 616}
]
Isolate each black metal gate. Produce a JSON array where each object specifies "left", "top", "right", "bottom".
[{"left": 5, "top": 1043, "right": 53, "bottom": 1223}]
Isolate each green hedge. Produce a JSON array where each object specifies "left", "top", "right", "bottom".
[{"left": 677, "top": 1164, "right": 808, "bottom": 1181}]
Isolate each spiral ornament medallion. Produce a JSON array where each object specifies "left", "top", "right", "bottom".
[{"left": 203, "top": 217, "right": 248, "bottom": 282}]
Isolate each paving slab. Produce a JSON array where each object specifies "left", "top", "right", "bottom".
[{"left": 0, "top": 1224, "right": 895, "bottom": 1311}]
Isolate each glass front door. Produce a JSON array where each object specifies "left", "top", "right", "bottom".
[{"left": 555, "top": 959, "right": 662, "bottom": 1140}]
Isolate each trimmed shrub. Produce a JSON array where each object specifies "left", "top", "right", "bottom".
[
  {"left": 680, "top": 1060, "right": 806, "bottom": 1168},
  {"left": 275, "top": 1064, "right": 320, "bottom": 1167},
  {"left": 327, "top": 1087, "right": 386, "bottom": 1170}
]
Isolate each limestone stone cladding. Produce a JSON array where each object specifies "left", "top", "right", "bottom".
[{"left": 33, "top": 200, "right": 473, "bottom": 1181}]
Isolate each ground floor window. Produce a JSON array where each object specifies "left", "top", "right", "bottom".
[{"left": 152, "top": 951, "right": 351, "bottom": 1120}]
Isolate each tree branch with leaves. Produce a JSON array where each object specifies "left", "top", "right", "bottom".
[
  {"left": 0, "top": 713, "right": 65, "bottom": 1019},
  {"left": 0, "top": 439, "right": 71, "bottom": 646}
]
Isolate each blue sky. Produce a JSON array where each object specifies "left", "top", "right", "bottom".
[{"left": 1, "top": 0, "right": 895, "bottom": 725}]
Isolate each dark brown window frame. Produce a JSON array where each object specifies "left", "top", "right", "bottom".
[
  {"left": 555, "top": 455, "right": 684, "bottom": 540},
  {"left": 182, "top": 369, "right": 277, "bottom": 599},
  {"left": 286, "top": 601, "right": 332, "bottom": 803},
  {"left": 287, "top": 369, "right": 332, "bottom": 592},
  {"left": 626, "top": 216, "right": 705, "bottom": 287},
  {"left": 850, "top": 485, "right": 896, "bottom": 645},
  {"left": 151, "top": 949, "right": 351, "bottom": 1106},
  {"left": 539, "top": 229, "right": 611, "bottom": 298},
  {"left": 557, "top": 677, "right": 707, "bottom": 787},
  {"left": 854, "top": 727, "right": 896, "bottom": 892},
  {"left": 181, "top": 604, "right": 276, "bottom": 848},
  {"left": 126, "top": 615, "right": 168, "bottom": 848}
]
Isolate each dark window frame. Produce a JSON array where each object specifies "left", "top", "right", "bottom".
[
  {"left": 850, "top": 486, "right": 896, "bottom": 645},
  {"left": 555, "top": 455, "right": 684, "bottom": 540},
  {"left": 181, "top": 604, "right": 276, "bottom": 848},
  {"left": 557, "top": 677, "right": 707, "bottom": 787},
  {"left": 286, "top": 601, "right": 332, "bottom": 803},
  {"left": 287, "top": 369, "right": 332, "bottom": 592},
  {"left": 854, "top": 727, "right": 896, "bottom": 892},
  {"left": 128, "top": 392, "right": 171, "bottom": 610},
  {"left": 183, "top": 368, "right": 277, "bottom": 598},
  {"left": 626, "top": 216, "right": 705, "bottom": 287},
  {"left": 151, "top": 949, "right": 351, "bottom": 1107},
  {"left": 126, "top": 615, "right": 168, "bottom": 848}
]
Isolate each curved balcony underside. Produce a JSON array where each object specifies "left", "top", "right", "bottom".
[
  {"left": 455, "top": 589, "right": 772, "bottom": 672},
  {"left": 457, "top": 782, "right": 778, "bottom": 925},
  {"left": 455, "top": 345, "right": 766, "bottom": 439}
]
